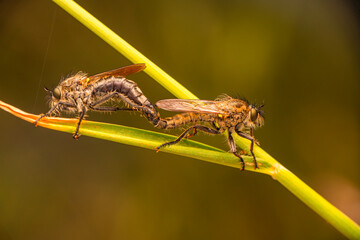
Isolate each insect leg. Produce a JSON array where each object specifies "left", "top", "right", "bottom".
[
  {"left": 89, "top": 105, "right": 136, "bottom": 112},
  {"left": 90, "top": 92, "right": 150, "bottom": 112},
  {"left": 249, "top": 128, "right": 260, "bottom": 146},
  {"left": 183, "top": 121, "right": 219, "bottom": 139},
  {"left": 211, "top": 122, "right": 220, "bottom": 131},
  {"left": 156, "top": 125, "right": 220, "bottom": 152},
  {"left": 72, "top": 98, "right": 88, "bottom": 139},
  {"left": 33, "top": 101, "right": 75, "bottom": 126},
  {"left": 89, "top": 92, "right": 121, "bottom": 107},
  {"left": 185, "top": 128, "right": 197, "bottom": 139},
  {"left": 227, "top": 131, "right": 245, "bottom": 171},
  {"left": 73, "top": 106, "right": 86, "bottom": 139},
  {"left": 234, "top": 129, "right": 259, "bottom": 169}
]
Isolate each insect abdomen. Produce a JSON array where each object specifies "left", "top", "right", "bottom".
[
  {"left": 155, "top": 113, "right": 211, "bottom": 129},
  {"left": 93, "top": 77, "right": 155, "bottom": 110}
]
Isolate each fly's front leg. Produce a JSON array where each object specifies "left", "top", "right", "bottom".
[
  {"left": 235, "top": 129, "right": 258, "bottom": 169},
  {"left": 156, "top": 125, "right": 220, "bottom": 152},
  {"left": 33, "top": 101, "right": 74, "bottom": 126},
  {"left": 250, "top": 128, "right": 260, "bottom": 146},
  {"left": 227, "top": 131, "right": 245, "bottom": 171}
]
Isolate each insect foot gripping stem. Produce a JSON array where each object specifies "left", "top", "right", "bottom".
[
  {"left": 154, "top": 140, "right": 174, "bottom": 152},
  {"left": 73, "top": 133, "right": 81, "bottom": 140},
  {"left": 33, "top": 114, "right": 46, "bottom": 127},
  {"left": 233, "top": 152, "right": 245, "bottom": 171}
]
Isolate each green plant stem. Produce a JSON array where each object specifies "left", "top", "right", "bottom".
[
  {"left": 51, "top": 1, "right": 360, "bottom": 238},
  {"left": 275, "top": 167, "right": 360, "bottom": 239},
  {"left": 235, "top": 135, "right": 360, "bottom": 239}
]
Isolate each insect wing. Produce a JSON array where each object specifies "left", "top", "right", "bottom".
[
  {"left": 156, "top": 99, "right": 224, "bottom": 114},
  {"left": 83, "top": 63, "right": 146, "bottom": 86}
]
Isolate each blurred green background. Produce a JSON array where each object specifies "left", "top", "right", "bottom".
[{"left": 0, "top": 0, "right": 359, "bottom": 239}]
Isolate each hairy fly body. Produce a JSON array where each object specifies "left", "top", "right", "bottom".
[
  {"left": 34, "top": 63, "right": 159, "bottom": 138},
  {"left": 153, "top": 95, "right": 264, "bottom": 170}
]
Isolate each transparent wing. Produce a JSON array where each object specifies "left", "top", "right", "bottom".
[
  {"left": 156, "top": 99, "right": 224, "bottom": 114},
  {"left": 83, "top": 63, "right": 146, "bottom": 86}
]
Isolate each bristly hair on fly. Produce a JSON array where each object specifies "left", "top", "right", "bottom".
[
  {"left": 232, "top": 93, "right": 250, "bottom": 104},
  {"left": 231, "top": 93, "right": 265, "bottom": 119},
  {"left": 43, "top": 70, "right": 86, "bottom": 103},
  {"left": 59, "top": 70, "right": 86, "bottom": 83},
  {"left": 215, "top": 93, "right": 237, "bottom": 101}
]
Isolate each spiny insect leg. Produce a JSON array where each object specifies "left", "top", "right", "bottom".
[
  {"left": 90, "top": 92, "right": 149, "bottom": 113},
  {"left": 249, "top": 128, "right": 260, "bottom": 146},
  {"left": 235, "top": 129, "right": 259, "bottom": 169},
  {"left": 89, "top": 105, "right": 135, "bottom": 112},
  {"left": 89, "top": 92, "right": 120, "bottom": 107},
  {"left": 156, "top": 125, "right": 220, "bottom": 152},
  {"left": 33, "top": 101, "right": 74, "bottom": 126},
  {"left": 73, "top": 108, "right": 86, "bottom": 139},
  {"left": 185, "top": 128, "right": 197, "bottom": 139},
  {"left": 227, "top": 131, "right": 245, "bottom": 171}
]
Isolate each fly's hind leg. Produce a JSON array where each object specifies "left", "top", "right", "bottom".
[
  {"left": 89, "top": 92, "right": 120, "bottom": 107},
  {"left": 89, "top": 105, "right": 136, "bottom": 112},
  {"left": 185, "top": 128, "right": 197, "bottom": 139},
  {"left": 184, "top": 121, "right": 222, "bottom": 139},
  {"left": 89, "top": 94, "right": 159, "bottom": 125},
  {"left": 227, "top": 131, "right": 245, "bottom": 171},
  {"left": 90, "top": 92, "right": 151, "bottom": 113},
  {"left": 156, "top": 125, "right": 221, "bottom": 152},
  {"left": 235, "top": 129, "right": 259, "bottom": 169}
]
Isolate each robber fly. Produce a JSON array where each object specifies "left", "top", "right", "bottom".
[
  {"left": 34, "top": 63, "right": 159, "bottom": 139},
  {"left": 153, "top": 95, "right": 264, "bottom": 170}
]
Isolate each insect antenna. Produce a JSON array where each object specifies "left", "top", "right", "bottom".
[
  {"left": 259, "top": 101, "right": 265, "bottom": 109},
  {"left": 257, "top": 101, "right": 265, "bottom": 118},
  {"left": 43, "top": 86, "right": 55, "bottom": 104},
  {"left": 44, "top": 87, "right": 53, "bottom": 95}
]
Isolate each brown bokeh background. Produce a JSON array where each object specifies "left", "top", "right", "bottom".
[{"left": 0, "top": 0, "right": 359, "bottom": 239}]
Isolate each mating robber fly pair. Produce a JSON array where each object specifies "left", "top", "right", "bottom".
[{"left": 35, "top": 63, "right": 264, "bottom": 170}]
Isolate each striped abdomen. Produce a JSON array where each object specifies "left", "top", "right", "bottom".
[
  {"left": 91, "top": 77, "right": 159, "bottom": 123},
  {"left": 155, "top": 113, "right": 215, "bottom": 129},
  {"left": 92, "top": 77, "right": 151, "bottom": 107}
]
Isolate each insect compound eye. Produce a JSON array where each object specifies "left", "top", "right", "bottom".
[
  {"left": 250, "top": 108, "right": 258, "bottom": 122},
  {"left": 53, "top": 87, "right": 62, "bottom": 99}
]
